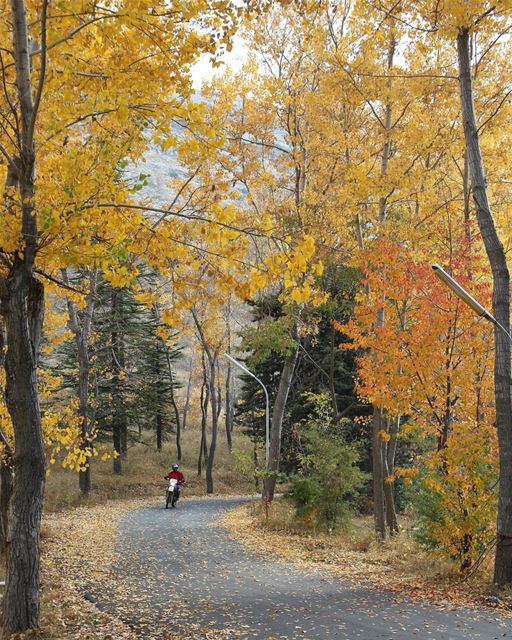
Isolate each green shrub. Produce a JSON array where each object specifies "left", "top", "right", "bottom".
[{"left": 289, "top": 393, "right": 366, "bottom": 530}]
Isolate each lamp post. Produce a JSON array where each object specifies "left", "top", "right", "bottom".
[
  {"left": 432, "top": 264, "right": 512, "bottom": 342},
  {"left": 224, "top": 353, "right": 270, "bottom": 469}
]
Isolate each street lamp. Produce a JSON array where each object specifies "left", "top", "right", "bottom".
[
  {"left": 432, "top": 264, "right": 512, "bottom": 341},
  {"left": 224, "top": 353, "right": 270, "bottom": 468}
]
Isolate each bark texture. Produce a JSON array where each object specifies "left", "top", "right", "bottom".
[
  {"left": 0, "top": 320, "right": 13, "bottom": 554},
  {"left": 165, "top": 347, "right": 182, "bottom": 460},
  {"left": 457, "top": 29, "right": 512, "bottom": 585},
  {"left": 111, "top": 289, "right": 125, "bottom": 474},
  {"left": 192, "top": 311, "right": 219, "bottom": 493},
  {"left": 63, "top": 269, "right": 97, "bottom": 495},
  {"left": 1, "top": 271, "right": 46, "bottom": 632},
  {"left": 1, "top": 0, "right": 49, "bottom": 630},
  {"left": 371, "top": 30, "right": 396, "bottom": 540},
  {"left": 263, "top": 347, "right": 299, "bottom": 501}
]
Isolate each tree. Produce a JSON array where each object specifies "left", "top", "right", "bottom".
[
  {"left": 61, "top": 268, "right": 99, "bottom": 495},
  {"left": 342, "top": 237, "right": 496, "bottom": 566},
  {"left": 455, "top": 7, "right": 512, "bottom": 584},
  {"left": 0, "top": 1, "right": 242, "bottom": 631}
]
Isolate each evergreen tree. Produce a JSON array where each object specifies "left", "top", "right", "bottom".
[{"left": 235, "top": 264, "right": 370, "bottom": 475}]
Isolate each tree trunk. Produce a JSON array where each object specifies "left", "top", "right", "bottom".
[
  {"left": 263, "top": 347, "right": 299, "bottom": 501},
  {"left": 1, "top": 270, "right": 46, "bottom": 633},
  {"left": 383, "top": 416, "right": 400, "bottom": 535},
  {"left": 155, "top": 411, "right": 163, "bottom": 451},
  {"left": 0, "top": 460, "right": 13, "bottom": 555},
  {"left": 329, "top": 329, "right": 339, "bottom": 419},
  {"left": 0, "top": 320, "right": 13, "bottom": 554},
  {"left": 111, "top": 290, "right": 123, "bottom": 474},
  {"left": 206, "top": 352, "right": 219, "bottom": 494},
  {"left": 252, "top": 409, "right": 260, "bottom": 490},
  {"left": 457, "top": 29, "right": 512, "bottom": 585},
  {"left": 153, "top": 335, "right": 164, "bottom": 451},
  {"left": 63, "top": 268, "right": 97, "bottom": 497},
  {"left": 191, "top": 312, "right": 219, "bottom": 494},
  {"left": 198, "top": 371, "right": 209, "bottom": 476},
  {"left": 1, "top": 0, "right": 48, "bottom": 632},
  {"left": 225, "top": 360, "right": 233, "bottom": 450},
  {"left": 372, "top": 406, "right": 386, "bottom": 539},
  {"left": 372, "top": 30, "right": 396, "bottom": 540},
  {"left": 165, "top": 348, "right": 182, "bottom": 460},
  {"left": 182, "top": 358, "right": 193, "bottom": 432},
  {"left": 77, "top": 337, "right": 92, "bottom": 494},
  {"left": 119, "top": 334, "right": 127, "bottom": 458}
]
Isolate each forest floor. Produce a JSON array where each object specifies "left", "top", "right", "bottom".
[
  {"left": 218, "top": 499, "right": 512, "bottom": 613},
  {"left": 58, "top": 496, "right": 512, "bottom": 639},
  {"left": 0, "top": 429, "right": 257, "bottom": 639},
  {"left": 3, "top": 496, "right": 512, "bottom": 639}
]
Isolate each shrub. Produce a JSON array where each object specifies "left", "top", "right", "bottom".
[
  {"left": 408, "top": 443, "right": 497, "bottom": 570},
  {"left": 289, "top": 393, "right": 366, "bottom": 530}
]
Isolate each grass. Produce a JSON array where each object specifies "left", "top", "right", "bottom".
[{"left": 45, "top": 427, "right": 258, "bottom": 512}]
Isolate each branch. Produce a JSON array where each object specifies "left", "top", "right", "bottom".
[
  {"left": 31, "top": 14, "right": 121, "bottom": 57},
  {"left": 0, "top": 142, "right": 13, "bottom": 165},
  {"left": 28, "top": 0, "right": 49, "bottom": 146},
  {"left": 95, "top": 201, "right": 278, "bottom": 240},
  {"left": 34, "top": 268, "right": 86, "bottom": 294},
  {"left": 477, "top": 88, "right": 512, "bottom": 134}
]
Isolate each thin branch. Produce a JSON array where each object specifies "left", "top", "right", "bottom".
[
  {"left": 32, "top": 14, "right": 121, "bottom": 57},
  {"left": 28, "top": 0, "right": 49, "bottom": 146},
  {"left": 0, "top": 142, "right": 13, "bottom": 165},
  {"left": 477, "top": 88, "right": 512, "bottom": 134},
  {"left": 95, "top": 201, "right": 279, "bottom": 240},
  {"left": 34, "top": 268, "right": 86, "bottom": 294}
]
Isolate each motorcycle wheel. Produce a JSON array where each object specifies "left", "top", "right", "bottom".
[
  {"left": 165, "top": 491, "right": 171, "bottom": 509},
  {"left": 171, "top": 490, "right": 179, "bottom": 508}
]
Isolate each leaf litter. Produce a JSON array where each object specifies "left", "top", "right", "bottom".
[{"left": 217, "top": 500, "right": 512, "bottom": 615}]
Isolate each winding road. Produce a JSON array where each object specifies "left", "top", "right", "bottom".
[{"left": 93, "top": 497, "right": 512, "bottom": 639}]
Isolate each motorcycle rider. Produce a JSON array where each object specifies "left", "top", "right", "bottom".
[{"left": 164, "top": 464, "right": 186, "bottom": 498}]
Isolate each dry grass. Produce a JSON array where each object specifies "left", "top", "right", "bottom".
[
  {"left": 45, "top": 428, "right": 257, "bottom": 512},
  {"left": 218, "top": 498, "right": 505, "bottom": 610}
]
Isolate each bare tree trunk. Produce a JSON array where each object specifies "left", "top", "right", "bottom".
[
  {"left": 153, "top": 334, "right": 164, "bottom": 451},
  {"left": 225, "top": 360, "right": 234, "bottom": 450},
  {"left": 119, "top": 335, "right": 128, "bottom": 458},
  {"left": 198, "top": 356, "right": 209, "bottom": 476},
  {"left": 225, "top": 310, "right": 234, "bottom": 448},
  {"left": 182, "top": 356, "right": 194, "bottom": 432},
  {"left": 383, "top": 416, "right": 400, "bottom": 535},
  {"left": 329, "top": 329, "right": 339, "bottom": 419},
  {"left": 457, "top": 29, "right": 512, "bottom": 585},
  {"left": 155, "top": 412, "right": 163, "bottom": 451},
  {"left": 111, "top": 290, "right": 123, "bottom": 474},
  {"left": 0, "top": 320, "right": 13, "bottom": 554},
  {"left": 372, "top": 406, "right": 386, "bottom": 539},
  {"left": 0, "top": 458, "right": 13, "bottom": 555},
  {"left": 263, "top": 347, "right": 299, "bottom": 501},
  {"left": 191, "top": 311, "right": 220, "bottom": 494},
  {"left": 206, "top": 351, "right": 219, "bottom": 494},
  {"left": 1, "top": 271, "right": 46, "bottom": 632},
  {"left": 62, "top": 269, "right": 98, "bottom": 496},
  {"left": 165, "top": 347, "right": 182, "bottom": 460}
]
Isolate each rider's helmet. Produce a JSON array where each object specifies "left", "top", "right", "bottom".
[{"left": 172, "top": 464, "right": 179, "bottom": 470}]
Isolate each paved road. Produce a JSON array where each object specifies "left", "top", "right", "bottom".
[{"left": 93, "top": 497, "right": 512, "bottom": 639}]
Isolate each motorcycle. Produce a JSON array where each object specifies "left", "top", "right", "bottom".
[{"left": 165, "top": 477, "right": 181, "bottom": 509}]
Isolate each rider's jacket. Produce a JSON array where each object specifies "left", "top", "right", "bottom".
[{"left": 165, "top": 470, "right": 185, "bottom": 483}]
